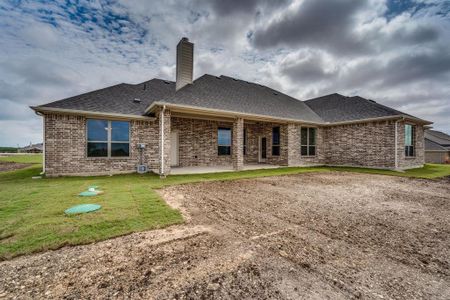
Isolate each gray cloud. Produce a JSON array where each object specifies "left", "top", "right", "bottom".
[
  {"left": 252, "top": 0, "right": 442, "bottom": 56},
  {"left": 0, "top": 0, "right": 449, "bottom": 146},
  {"left": 280, "top": 50, "right": 338, "bottom": 83},
  {"left": 380, "top": 49, "right": 450, "bottom": 85},
  {"left": 196, "top": 0, "right": 289, "bottom": 16},
  {"left": 252, "top": 0, "right": 372, "bottom": 54}
]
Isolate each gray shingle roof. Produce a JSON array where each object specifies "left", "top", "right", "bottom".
[
  {"left": 304, "top": 93, "right": 415, "bottom": 123},
  {"left": 425, "top": 138, "right": 449, "bottom": 151},
  {"left": 34, "top": 75, "right": 427, "bottom": 125},
  {"left": 38, "top": 79, "right": 176, "bottom": 116},
  {"left": 425, "top": 130, "right": 450, "bottom": 148},
  {"left": 159, "top": 75, "right": 323, "bottom": 123}
]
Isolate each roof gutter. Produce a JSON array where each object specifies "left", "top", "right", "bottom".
[
  {"left": 30, "top": 106, "right": 157, "bottom": 121},
  {"left": 145, "top": 101, "right": 324, "bottom": 126},
  {"left": 323, "top": 115, "right": 432, "bottom": 126},
  {"left": 145, "top": 102, "right": 432, "bottom": 126}
]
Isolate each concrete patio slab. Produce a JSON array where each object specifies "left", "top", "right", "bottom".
[{"left": 170, "top": 164, "right": 281, "bottom": 175}]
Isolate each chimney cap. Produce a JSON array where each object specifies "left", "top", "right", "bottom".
[{"left": 181, "top": 37, "right": 189, "bottom": 42}]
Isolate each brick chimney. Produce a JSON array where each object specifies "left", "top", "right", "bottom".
[{"left": 176, "top": 37, "right": 194, "bottom": 91}]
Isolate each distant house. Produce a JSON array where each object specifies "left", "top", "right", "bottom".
[
  {"left": 31, "top": 38, "right": 431, "bottom": 177},
  {"left": 18, "top": 143, "right": 43, "bottom": 154},
  {"left": 425, "top": 130, "right": 450, "bottom": 164}
]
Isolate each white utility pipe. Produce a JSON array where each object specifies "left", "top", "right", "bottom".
[
  {"left": 160, "top": 105, "right": 166, "bottom": 176},
  {"left": 42, "top": 115, "right": 45, "bottom": 174},
  {"left": 35, "top": 111, "right": 45, "bottom": 174},
  {"left": 394, "top": 119, "right": 398, "bottom": 169}
]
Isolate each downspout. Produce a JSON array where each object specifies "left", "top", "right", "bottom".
[
  {"left": 394, "top": 120, "right": 398, "bottom": 170},
  {"left": 35, "top": 111, "right": 45, "bottom": 175},
  {"left": 160, "top": 105, "right": 166, "bottom": 177}
]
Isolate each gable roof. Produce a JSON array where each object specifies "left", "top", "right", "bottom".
[
  {"left": 304, "top": 93, "right": 416, "bottom": 123},
  {"left": 35, "top": 79, "right": 176, "bottom": 116},
  {"left": 425, "top": 138, "right": 449, "bottom": 151},
  {"left": 156, "top": 75, "right": 323, "bottom": 123},
  {"left": 32, "top": 75, "right": 430, "bottom": 125},
  {"left": 425, "top": 130, "right": 450, "bottom": 148}
]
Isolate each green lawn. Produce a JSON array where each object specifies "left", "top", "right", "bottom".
[
  {"left": 0, "top": 154, "right": 42, "bottom": 164},
  {"left": 0, "top": 155, "right": 449, "bottom": 259}
]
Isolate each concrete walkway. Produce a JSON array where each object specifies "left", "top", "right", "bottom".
[{"left": 170, "top": 164, "right": 281, "bottom": 175}]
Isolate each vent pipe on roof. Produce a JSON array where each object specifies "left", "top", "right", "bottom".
[{"left": 176, "top": 37, "right": 194, "bottom": 91}]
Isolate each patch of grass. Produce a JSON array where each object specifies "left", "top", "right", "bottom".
[
  {"left": 0, "top": 154, "right": 42, "bottom": 164},
  {"left": 327, "top": 164, "right": 450, "bottom": 179},
  {"left": 1, "top": 154, "right": 449, "bottom": 259},
  {"left": 0, "top": 160, "right": 182, "bottom": 260}
]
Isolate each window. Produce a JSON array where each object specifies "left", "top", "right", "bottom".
[
  {"left": 218, "top": 127, "right": 231, "bottom": 155},
  {"left": 243, "top": 128, "right": 247, "bottom": 155},
  {"left": 405, "top": 124, "right": 415, "bottom": 157},
  {"left": 87, "top": 119, "right": 130, "bottom": 157},
  {"left": 301, "top": 127, "right": 316, "bottom": 156},
  {"left": 272, "top": 126, "right": 280, "bottom": 156}
]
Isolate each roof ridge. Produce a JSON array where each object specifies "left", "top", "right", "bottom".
[
  {"left": 136, "top": 78, "right": 174, "bottom": 85},
  {"left": 216, "top": 74, "right": 324, "bottom": 121},
  {"left": 304, "top": 93, "right": 344, "bottom": 102}
]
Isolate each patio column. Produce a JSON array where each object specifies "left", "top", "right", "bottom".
[
  {"left": 232, "top": 117, "right": 244, "bottom": 170},
  {"left": 287, "top": 123, "right": 300, "bottom": 166},
  {"left": 159, "top": 107, "right": 171, "bottom": 177}
]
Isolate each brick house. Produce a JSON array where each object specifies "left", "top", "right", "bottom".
[
  {"left": 31, "top": 38, "right": 431, "bottom": 177},
  {"left": 424, "top": 130, "right": 450, "bottom": 164}
]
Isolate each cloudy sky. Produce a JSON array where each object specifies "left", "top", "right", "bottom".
[{"left": 0, "top": 0, "right": 449, "bottom": 147}]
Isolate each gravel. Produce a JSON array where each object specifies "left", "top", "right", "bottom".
[{"left": 1, "top": 172, "right": 449, "bottom": 299}]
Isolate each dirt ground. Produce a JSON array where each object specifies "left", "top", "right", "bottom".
[
  {"left": 1, "top": 172, "right": 450, "bottom": 299},
  {"left": 0, "top": 161, "right": 31, "bottom": 172}
]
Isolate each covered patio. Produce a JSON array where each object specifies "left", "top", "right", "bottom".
[{"left": 156, "top": 107, "right": 294, "bottom": 176}]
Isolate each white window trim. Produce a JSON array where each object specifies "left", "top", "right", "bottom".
[
  {"left": 86, "top": 119, "right": 131, "bottom": 158},
  {"left": 301, "top": 126, "right": 317, "bottom": 157}
]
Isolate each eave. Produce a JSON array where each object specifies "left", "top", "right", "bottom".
[
  {"left": 145, "top": 102, "right": 433, "bottom": 126},
  {"left": 30, "top": 106, "right": 157, "bottom": 121},
  {"left": 144, "top": 101, "right": 324, "bottom": 126}
]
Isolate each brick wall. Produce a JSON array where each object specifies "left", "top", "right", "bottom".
[
  {"left": 171, "top": 118, "right": 291, "bottom": 167},
  {"left": 322, "top": 121, "right": 397, "bottom": 169},
  {"left": 171, "top": 117, "right": 233, "bottom": 167},
  {"left": 285, "top": 125, "right": 325, "bottom": 166},
  {"left": 243, "top": 122, "right": 288, "bottom": 165},
  {"left": 44, "top": 113, "right": 425, "bottom": 176},
  {"left": 44, "top": 114, "right": 159, "bottom": 176}
]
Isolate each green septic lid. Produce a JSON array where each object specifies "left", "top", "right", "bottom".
[
  {"left": 79, "top": 191, "right": 98, "bottom": 197},
  {"left": 65, "top": 204, "right": 101, "bottom": 215}
]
